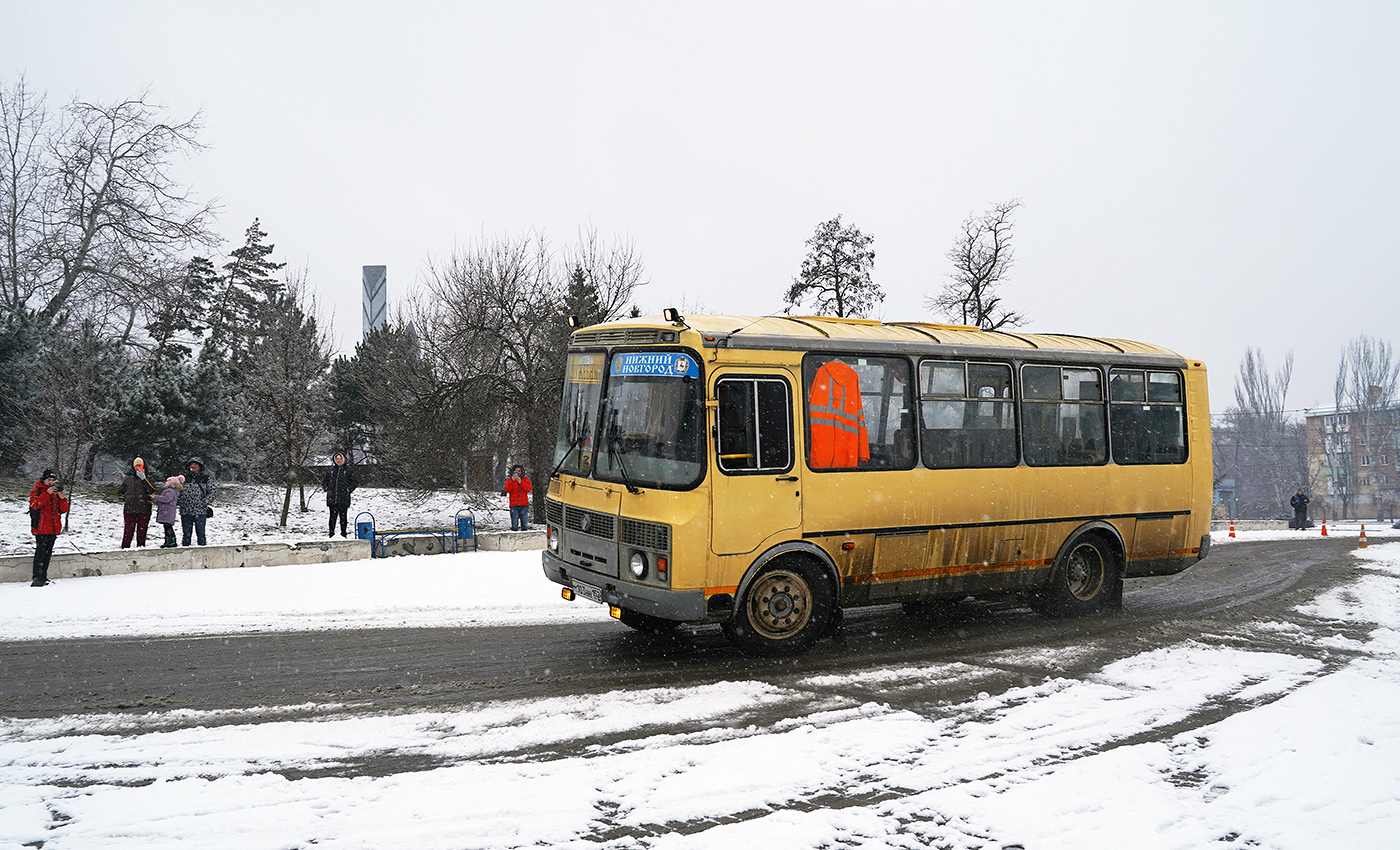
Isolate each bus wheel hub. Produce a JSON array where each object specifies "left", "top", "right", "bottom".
[{"left": 749, "top": 570, "right": 811, "bottom": 637}]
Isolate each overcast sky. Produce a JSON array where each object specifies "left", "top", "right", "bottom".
[{"left": 5, "top": 1, "right": 1397, "bottom": 413}]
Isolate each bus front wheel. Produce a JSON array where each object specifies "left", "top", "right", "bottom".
[
  {"left": 1032, "top": 535, "right": 1121, "bottom": 617},
  {"left": 724, "top": 562, "right": 833, "bottom": 656}
]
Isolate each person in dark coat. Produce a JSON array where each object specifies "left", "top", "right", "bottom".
[
  {"left": 322, "top": 451, "right": 358, "bottom": 537},
  {"left": 117, "top": 456, "right": 157, "bottom": 548},
  {"left": 1290, "top": 489, "right": 1310, "bottom": 530},
  {"left": 177, "top": 457, "right": 216, "bottom": 546},
  {"left": 28, "top": 470, "right": 69, "bottom": 586}
]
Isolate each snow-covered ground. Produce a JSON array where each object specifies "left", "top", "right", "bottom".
[{"left": 2, "top": 531, "right": 1398, "bottom": 848}]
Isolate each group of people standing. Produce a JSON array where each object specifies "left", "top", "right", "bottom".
[
  {"left": 26, "top": 457, "right": 215, "bottom": 587},
  {"left": 26, "top": 451, "right": 530, "bottom": 588},
  {"left": 115, "top": 457, "right": 218, "bottom": 549}
]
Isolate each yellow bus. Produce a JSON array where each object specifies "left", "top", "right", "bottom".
[{"left": 543, "top": 311, "right": 1213, "bottom": 655}]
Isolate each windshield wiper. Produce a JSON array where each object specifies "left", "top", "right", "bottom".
[
  {"left": 604, "top": 410, "right": 642, "bottom": 495},
  {"left": 549, "top": 432, "right": 584, "bottom": 482}
]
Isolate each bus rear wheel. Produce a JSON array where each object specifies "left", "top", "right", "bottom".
[
  {"left": 1033, "top": 535, "right": 1121, "bottom": 617},
  {"left": 724, "top": 562, "right": 833, "bottom": 656}
]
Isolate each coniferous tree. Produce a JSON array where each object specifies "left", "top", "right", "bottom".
[
  {"left": 0, "top": 307, "right": 46, "bottom": 474},
  {"left": 207, "top": 219, "right": 286, "bottom": 380},
  {"left": 29, "top": 316, "right": 134, "bottom": 481},
  {"left": 238, "top": 275, "right": 332, "bottom": 525},
  {"left": 100, "top": 352, "right": 234, "bottom": 478},
  {"left": 146, "top": 255, "right": 217, "bottom": 372}
]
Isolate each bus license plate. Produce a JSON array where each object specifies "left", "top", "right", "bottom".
[{"left": 573, "top": 581, "right": 604, "bottom": 604}]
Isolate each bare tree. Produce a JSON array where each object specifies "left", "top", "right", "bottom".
[
  {"left": 412, "top": 235, "right": 562, "bottom": 503},
  {"left": 405, "top": 230, "right": 646, "bottom": 510},
  {"left": 560, "top": 226, "right": 647, "bottom": 323},
  {"left": 0, "top": 76, "right": 51, "bottom": 312},
  {"left": 239, "top": 270, "right": 333, "bottom": 526},
  {"left": 1332, "top": 336, "right": 1400, "bottom": 520},
  {"left": 1221, "top": 348, "right": 1308, "bottom": 517},
  {"left": 785, "top": 215, "right": 880, "bottom": 318},
  {"left": 929, "top": 199, "right": 1025, "bottom": 331},
  {"left": 41, "top": 93, "right": 215, "bottom": 321}
]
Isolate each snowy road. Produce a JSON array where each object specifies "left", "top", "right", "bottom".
[{"left": 2, "top": 535, "right": 1398, "bottom": 848}]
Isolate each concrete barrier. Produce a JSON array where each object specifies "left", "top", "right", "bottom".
[
  {"left": 1, "top": 539, "right": 370, "bottom": 584},
  {"left": 479, "top": 530, "right": 546, "bottom": 551},
  {"left": 1209, "top": 520, "right": 1290, "bottom": 532},
  {"left": 1, "top": 530, "right": 548, "bottom": 582}
]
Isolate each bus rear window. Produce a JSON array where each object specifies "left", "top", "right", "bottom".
[{"left": 1110, "top": 369, "right": 1186, "bottom": 464}]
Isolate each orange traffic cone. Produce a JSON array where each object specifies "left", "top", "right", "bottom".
[
  {"left": 1228, "top": 521, "right": 1236, "bottom": 538},
  {"left": 1321, "top": 521, "right": 1328, "bottom": 537},
  {"left": 1359, "top": 525, "right": 1368, "bottom": 548}
]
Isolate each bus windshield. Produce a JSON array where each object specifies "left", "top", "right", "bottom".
[
  {"left": 593, "top": 351, "right": 707, "bottom": 489},
  {"left": 553, "top": 352, "right": 605, "bottom": 477}
]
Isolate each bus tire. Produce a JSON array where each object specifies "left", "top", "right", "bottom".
[
  {"left": 618, "top": 608, "right": 678, "bottom": 634},
  {"left": 1032, "top": 534, "right": 1121, "bottom": 617},
  {"left": 724, "top": 561, "right": 833, "bottom": 656}
]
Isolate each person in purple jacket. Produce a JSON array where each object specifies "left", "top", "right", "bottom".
[{"left": 153, "top": 475, "right": 184, "bottom": 548}]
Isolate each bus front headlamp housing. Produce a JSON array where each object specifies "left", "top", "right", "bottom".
[
  {"left": 547, "top": 527, "right": 559, "bottom": 552},
  {"left": 629, "top": 551, "right": 648, "bottom": 579}
]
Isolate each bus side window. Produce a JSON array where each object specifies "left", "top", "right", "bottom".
[
  {"left": 717, "top": 377, "right": 793, "bottom": 474},
  {"left": 806, "top": 356, "right": 915, "bottom": 471},
  {"left": 918, "top": 360, "right": 1017, "bottom": 468},
  {"left": 1022, "top": 364, "right": 1107, "bottom": 466}
]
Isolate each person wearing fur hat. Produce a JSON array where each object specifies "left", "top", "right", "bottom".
[
  {"left": 118, "top": 457, "right": 157, "bottom": 548},
  {"left": 28, "top": 470, "right": 69, "bottom": 586},
  {"left": 153, "top": 475, "right": 184, "bottom": 548},
  {"left": 177, "top": 457, "right": 216, "bottom": 546}
]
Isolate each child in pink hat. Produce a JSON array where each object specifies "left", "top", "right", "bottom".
[{"left": 153, "top": 476, "right": 185, "bottom": 548}]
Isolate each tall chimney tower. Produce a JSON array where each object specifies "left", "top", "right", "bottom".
[{"left": 362, "top": 265, "right": 387, "bottom": 339}]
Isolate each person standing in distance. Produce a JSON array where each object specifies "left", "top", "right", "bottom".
[
  {"left": 28, "top": 470, "right": 69, "bottom": 586},
  {"left": 504, "top": 465, "right": 532, "bottom": 531},
  {"left": 1290, "top": 488, "right": 1310, "bottom": 530},
  {"left": 322, "top": 451, "right": 358, "bottom": 537},
  {"left": 178, "top": 457, "right": 216, "bottom": 546}
]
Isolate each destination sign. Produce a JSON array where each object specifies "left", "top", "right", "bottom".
[{"left": 610, "top": 352, "right": 699, "bottom": 378}]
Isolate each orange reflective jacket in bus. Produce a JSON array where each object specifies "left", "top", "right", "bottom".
[{"left": 808, "top": 361, "right": 869, "bottom": 468}]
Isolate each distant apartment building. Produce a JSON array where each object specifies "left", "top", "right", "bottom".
[{"left": 1304, "top": 404, "right": 1400, "bottom": 520}]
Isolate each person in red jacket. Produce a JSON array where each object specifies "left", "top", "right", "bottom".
[
  {"left": 28, "top": 469, "right": 69, "bottom": 587},
  {"left": 503, "top": 465, "right": 532, "bottom": 531}
]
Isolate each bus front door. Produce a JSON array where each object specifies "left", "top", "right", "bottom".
[{"left": 710, "top": 373, "right": 802, "bottom": 556}]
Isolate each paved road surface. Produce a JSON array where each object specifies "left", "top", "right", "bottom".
[{"left": 0, "top": 538, "right": 1370, "bottom": 726}]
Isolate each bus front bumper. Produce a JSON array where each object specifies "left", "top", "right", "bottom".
[{"left": 542, "top": 551, "right": 708, "bottom": 623}]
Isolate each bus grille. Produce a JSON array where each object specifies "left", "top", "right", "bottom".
[
  {"left": 564, "top": 505, "right": 616, "bottom": 541},
  {"left": 545, "top": 499, "right": 564, "bottom": 527},
  {"left": 621, "top": 518, "right": 670, "bottom": 552},
  {"left": 571, "top": 328, "right": 677, "bottom": 346}
]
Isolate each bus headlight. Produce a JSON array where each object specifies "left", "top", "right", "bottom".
[
  {"left": 629, "top": 551, "right": 648, "bottom": 579},
  {"left": 547, "top": 527, "right": 559, "bottom": 552}
]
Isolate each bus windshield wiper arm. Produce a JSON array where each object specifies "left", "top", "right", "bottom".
[
  {"left": 549, "top": 433, "right": 584, "bottom": 482},
  {"left": 606, "top": 436, "right": 642, "bottom": 495}
]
